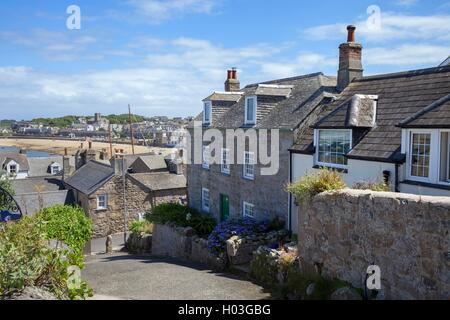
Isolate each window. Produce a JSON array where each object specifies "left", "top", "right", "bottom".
[
  {"left": 410, "top": 133, "right": 431, "bottom": 178},
  {"left": 243, "top": 151, "right": 255, "bottom": 180},
  {"left": 8, "top": 164, "right": 17, "bottom": 174},
  {"left": 245, "top": 96, "right": 257, "bottom": 125},
  {"left": 202, "top": 188, "right": 210, "bottom": 213},
  {"left": 317, "top": 130, "right": 351, "bottom": 168},
  {"left": 202, "top": 146, "right": 210, "bottom": 169},
  {"left": 51, "top": 165, "right": 60, "bottom": 175},
  {"left": 221, "top": 148, "right": 230, "bottom": 174},
  {"left": 96, "top": 195, "right": 108, "bottom": 210},
  {"left": 203, "top": 101, "right": 212, "bottom": 125},
  {"left": 243, "top": 202, "right": 255, "bottom": 218},
  {"left": 439, "top": 132, "right": 450, "bottom": 183}
]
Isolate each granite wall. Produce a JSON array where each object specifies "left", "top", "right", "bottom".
[{"left": 298, "top": 189, "right": 450, "bottom": 300}]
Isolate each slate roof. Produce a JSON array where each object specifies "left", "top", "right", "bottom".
[
  {"left": 190, "top": 72, "right": 337, "bottom": 130},
  {"left": 14, "top": 190, "right": 74, "bottom": 216},
  {"left": 399, "top": 93, "right": 450, "bottom": 128},
  {"left": 28, "top": 156, "right": 63, "bottom": 177},
  {"left": 64, "top": 161, "right": 115, "bottom": 195},
  {"left": 129, "top": 172, "right": 187, "bottom": 191},
  {"left": 291, "top": 65, "right": 450, "bottom": 162},
  {"left": 130, "top": 155, "right": 168, "bottom": 172},
  {"left": 12, "top": 177, "right": 64, "bottom": 194},
  {"left": 440, "top": 56, "right": 450, "bottom": 67},
  {"left": 0, "top": 152, "right": 29, "bottom": 171}
]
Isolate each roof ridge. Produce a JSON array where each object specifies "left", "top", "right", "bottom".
[
  {"left": 355, "top": 65, "right": 450, "bottom": 82},
  {"left": 245, "top": 72, "right": 325, "bottom": 88},
  {"left": 398, "top": 93, "right": 450, "bottom": 127}
]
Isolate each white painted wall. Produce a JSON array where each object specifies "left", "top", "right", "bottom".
[{"left": 399, "top": 183, "right": 450, "bottom": 197}]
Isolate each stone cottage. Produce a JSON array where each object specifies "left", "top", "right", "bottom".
[
  {"left": 64, "top": 156, "right": 187, "bottom": 238},
  {"left": 186, "top": 67, "right": 337, "bottom": 231}
]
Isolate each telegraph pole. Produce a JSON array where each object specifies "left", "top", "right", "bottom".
[
  {"left": 128, "top": 104, "right": 135, "bottom": 155},
  {"left": 108, "top": 124, "right": 113, "bottom": 158}
]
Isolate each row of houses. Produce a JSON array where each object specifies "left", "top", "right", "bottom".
[
  {"left": 186, "top": 25, "right": 450, "bottom": 234},
  {"left": 3, "top": 144, "right": 187, "bottom": 240}
]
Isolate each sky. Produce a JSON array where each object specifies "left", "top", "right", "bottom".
[{"left": 0, "top": 0, "right": 450, "bottom": 120}]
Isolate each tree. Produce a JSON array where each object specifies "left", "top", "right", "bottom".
[{"left": 0, "top": 170, "right": 15, "bottom": 211}]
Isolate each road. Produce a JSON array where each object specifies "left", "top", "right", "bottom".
[{"left": 82, "top": 252, "right": 271, "bottom": 300}]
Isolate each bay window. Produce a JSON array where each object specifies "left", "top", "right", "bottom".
[{"left": 316, "top": 129, "right": 351, "bottom": 168}]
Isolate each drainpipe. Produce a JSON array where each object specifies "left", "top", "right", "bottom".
[
  {"left": 395, "top": 163, "right": 400, "bottom": 192},
  {"left": 288, "top": 151, "right": 293, "bottom": 233}
]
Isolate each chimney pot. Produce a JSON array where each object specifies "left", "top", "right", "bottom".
[
  {"left": 227, "top": 69, "right": 233, "bottom": 80},
  {"left": 231, "top": 67, "right": 237, "bottom": 79},
  {"left": 64, "top": 148, "right": 68, "bottom": 156},
  {"left": 347, "top": 25, "right": 356, "bottom": 42},
  {"left": 224, "top": 68, "right": 240, "bottom": 92}
]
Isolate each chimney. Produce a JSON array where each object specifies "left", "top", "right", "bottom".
[
  {"left": 62, "top": 149, "right": 72, "bottom": 181},
  {"left": 112, "top": 155, "right": 126, "bottom": 176},
  {"left": 337, "top": 25, "right": 363, "bottom": 92},
  {"left": 224, "top": 67, "right": 240, "bottom": 92}
]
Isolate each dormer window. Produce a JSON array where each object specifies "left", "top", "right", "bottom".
[
  {"left": 315, "top": 129, "right": 352, "bottom": 169},
  {"left": 203, "top": 101, "right": 212, "bottom": 125},
  {"left": 9, "top": 164, "right": 17, "bottom": 174},
  {"left": 245, "top": 96, "right": 257, "bottom": 125}
]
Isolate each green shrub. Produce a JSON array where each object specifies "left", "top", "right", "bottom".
[
  {"left": 286, "top": 168, "right": 346, "bottom": 201},
  {"left": 0, "top": 216, "right": 92, "bottom": 300},
  {"left": 268, "top": 217, "right": 285, "bottom": 231},
  {"left": 353, "top": 181, "right": 391, "bottom": 192},
  {"left": 0, "top": 171, "right": 15, "bottom": 211},
  {"left": 146, "top": 203, "right": 217, "bottom": 237},
  {"left": 130, "top": 220, "right": 153, "bottom": 235},
  {"left": 35, "top": 205, "right": 92, "bottom": 268}
]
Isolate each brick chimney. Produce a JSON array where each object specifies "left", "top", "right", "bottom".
[
  {"left": 224, "top": 67, "right": 240, "bottom": 92},
  {"left": 337, "top": 25, "right": 363, "bottom": 92},
  {"left": 62, "top": 148, "right": 72, "bottom": 181}
]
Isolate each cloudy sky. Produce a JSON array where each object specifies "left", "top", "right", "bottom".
[{"left": 0, "top": 0, "right": 449, "bottom": 120}]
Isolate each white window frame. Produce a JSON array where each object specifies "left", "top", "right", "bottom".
[
  {"left": 221, "top": 148, "right": 230, "bottom": 175},
  {"left": 437, "top": 129, "right": 450, "bottom": 185},
  {"left": 201, "top": 188, "right": 210, "bottom": 213},
  {"left": 96, "top": 195, "right": 108, "bottom": 210},
  {"left": 407, "top": 130, "right": 434, "bottom": 183},
  {"left": 50, "top": 165, "right": 60, "bottom": 175},
  {"left": 243, "top": 201, "right": 255, "bottom": 218},
  {"left": 203, "top": 101, "right": 212, "bottom": 125},
  {"left": 8, "top": 164, "right": 17, "bottom": 174},
  {"left": 314, "top": 129, "right": 352, "bottom": 170},
  {"left": 243, "top": 151, "right": 255, "bottom": 180},
  {"left": 202, "top": 145, "right": 210, "bottom": 170},
  {"left": 245, "top": 96, "right": 257, "bottom": 125}
]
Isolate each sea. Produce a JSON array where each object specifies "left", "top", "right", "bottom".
[{"left": 0, "top": 146, "right": 53, "bottom": 158}]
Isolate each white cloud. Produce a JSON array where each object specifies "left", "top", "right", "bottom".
[
  {"left": 127, "top": 0, "right": 218, "bottom": 22},
  {"left": 365, "top": 44, "right": 450, "bottom": 66},
  {"left": 302, "top": 12, "right": 450, "bottom": 43},
  {"left": 394, "top": 0, "right": 418, "bottom": 7}
]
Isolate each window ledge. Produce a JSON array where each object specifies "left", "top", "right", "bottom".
[
  {"left": 243, "top": 176, "right": 255, "bottom": 181},
  {"left": 95, "top": 208, "right": 108, "bottom": 212},
  {"left": 313, "top": 165, "right": 348, "bottom": 174},
  {"left": 401, "top": 180, "right": 450, "bottom": 191}
]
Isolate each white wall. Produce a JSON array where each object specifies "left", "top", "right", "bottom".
[{"left": 399, "top": 183, "right": 450, "bottom": 197}]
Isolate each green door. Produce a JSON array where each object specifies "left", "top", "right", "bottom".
[{"left": 220, "top": 194, "right": 230, "bottom": 221}]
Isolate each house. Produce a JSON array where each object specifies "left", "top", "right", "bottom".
[
  {"left": 0, "top": 152, "right": 29, "bottom": 179},
  {"left": 290, "top": 27, "right": 450, "bottom": 231},
  {"left": 186, "top": 63, "right": 337, "bottom": 227},
  {"left": 12, "top": 177, "right": 74, "bottom": 216},
  {"left": 64, "top": 155, "right": 187, "bottom": 238},
  {"left": 0, "top": 151, "right": 66, "bottom": 179},
  {"left": 128, "top": 154, "right": 169, "bottom": 173}
]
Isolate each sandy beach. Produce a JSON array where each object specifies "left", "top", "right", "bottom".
[{"left": 0, "top": 138, "right": 172, "bottom": 156}]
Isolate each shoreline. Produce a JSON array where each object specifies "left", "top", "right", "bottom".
[{"left": 0, "top": 137, "right": 172, "bottom": 156}]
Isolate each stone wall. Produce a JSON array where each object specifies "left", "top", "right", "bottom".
[
  {"left": 85, "top": 176, "right": 151, "bottom": 238},
  {"left": 187, "top": 129, "right": 293, "bottom": 223},
  {"left": 152, "top": 224, "right": 224, "bottom": 269},
  {"left": 298, "top": 189, "right": 450, "bottom": 300}
]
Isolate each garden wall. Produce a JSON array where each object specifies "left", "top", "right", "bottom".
[
  {"left": 151, "top": 224, "right": 216, "bottom": 267},
  {"left": 298, "top": 189, "right": 450, "bottom": 300}
]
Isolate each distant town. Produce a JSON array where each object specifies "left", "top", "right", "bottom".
[{"left": 0, "top": 113, "right": 193, "bottom": 148}]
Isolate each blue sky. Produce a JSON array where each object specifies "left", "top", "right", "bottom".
[{"left": 0, "top": 0, "right": 449, "bottom": 120}]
